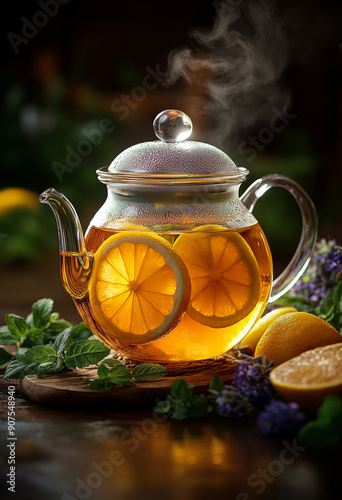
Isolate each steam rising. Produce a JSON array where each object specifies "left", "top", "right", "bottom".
[{"left": 167, "top": 0, "right": 296, "bottom": 148}]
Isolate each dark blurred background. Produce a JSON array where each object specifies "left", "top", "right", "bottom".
[{"left": 0, "top": 0, "right": 342, "bottom": 317}]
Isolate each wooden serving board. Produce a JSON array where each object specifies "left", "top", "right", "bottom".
[{"left": 20, "top": 352, "right": 239, "bottom": 408}]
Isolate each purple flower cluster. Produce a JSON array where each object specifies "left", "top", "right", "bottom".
[
  {"left": 257, "top": 401, "right": 306, "bottom": 436},
  {"left": 215, "top": 355, "right": 274, "bottom": 418},
  {"left": 290, "top": 239, "right": 342, "bottom": 306}
]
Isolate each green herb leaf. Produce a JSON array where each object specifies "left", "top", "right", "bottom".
[
  {"left": 0, "top": 326, "right": 19, "bottom": 345},
  {"left": 46, "top": 319, "right": 72, "bottom": 335},
  {"left": 63, "top": 340, "right": 110, "bottom": 369},
  {"left": 37, "top": 357, "right": 65, "bottom": 378},
  {"left": 172, "top": 405, "right": 189, "bottom": 420},
  {"left": 70, "top": 322, "right": 93, "bottom": 341},
  {"left": 32, "top": 298, "right": 54, "bottom": 329},
  {"left": 133, "top": 363, "right": 168, "bottom": 381},
  {"left": 97, "top": 362, "right": 110, "bottom": 379},
  {"left": 6, "top": 314, "right": 28, "bottom": 338},
  {"left": 332, "top": 282, "right": 342, "bottom": 329},
  {"left": 24, "top": 345, "right": 57, "bottom": 364},
  {"left": 21, "top": 328, "right": 45, "bottom": 347},
  {"left": 170, "top": 379, "right": 194, "bottom": 402},
  {"left": 53, "top": 327, "right": 72, "bottom": 355},
  {"left": 0, "top": 347, "right": 13, "bottom": 368},
  {"left": 86, "top": 378, "right": 115, "bottom": 391},
  {"left": 298, "top": 395, "right": 342, "bottom": 448},
  {"left": 154, "top": 399, "right": 171, "bottom": 414},
  {"left": 101, "top": 359, "right": 123, "bottom": 368},
  {"left": 4, "top": 356, "right": 39, "bottom": 379},
  {"left": 209, "top": 373, "right": 224, "bottom": 393},
  {"left": 106, "top": 364, "right": 132, "bottom": 385},
  {"left": 187, "top": 395, "right": 208, "bottom": 418}
]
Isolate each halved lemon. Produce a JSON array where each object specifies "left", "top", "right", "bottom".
[
  {"left": 88, "top": 231, "right": 191, "bottom": 345},
  {"left": 270, "top": 343, "right": 342, "bottom": 410},
  {"left": 173, "top": 227, "right": 261, "bottom": 328}
]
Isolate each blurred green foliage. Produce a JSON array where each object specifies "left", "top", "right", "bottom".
[{"left": 0, "top": 208, "right": 56, "bottom": 265}]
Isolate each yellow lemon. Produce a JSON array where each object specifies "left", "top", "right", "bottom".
[
  {"left": 0, "top": 188, "right": 39, "bottom": 215},
  {"left": 270, "top": 343, "right": 342, "bottom": 410},
  {"left": 241, "top": 307, "right": 297, "bottom": 352},
  {"left": 255, "top": 312, "right": 342, "bottom": 366}
]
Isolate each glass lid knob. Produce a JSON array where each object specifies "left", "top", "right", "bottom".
[{"left": 153, "top": 109, "right": 193, "bottom": 143}]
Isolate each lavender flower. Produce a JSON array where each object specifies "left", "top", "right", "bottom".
[
  {"left": 290, "top": 239, "right": 342, "bottom": 306},
  {"left": 215, "top": 355, "right": 274, "bottom": 417},
  {"left": 232, "top": 355, "right": 274, "bottom": 406},
  {"left": 257, "top": 401, "right": 306, "bottom": 436},
  {"left": 216, "top": 386, "right": 254, "bottom": 418}
]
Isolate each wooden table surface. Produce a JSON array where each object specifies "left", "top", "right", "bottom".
[{"left": 0, "top": 260, "right": 341, "bottom": 500}]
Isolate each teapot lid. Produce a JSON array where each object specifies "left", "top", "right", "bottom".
[{"left": 107, "top": 109, "right": 248, "bottom": 182}]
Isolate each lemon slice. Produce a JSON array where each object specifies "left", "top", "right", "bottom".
[
  {"left": 89, "top": 231, "right": 190, "bottom": 345},
  {"left": 270, "top": 343, "right": 342, "bottom": 410},
  {"left": 173, "top": 227, "right": 261, "bottom": 328}
]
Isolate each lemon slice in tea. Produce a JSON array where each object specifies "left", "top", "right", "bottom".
[
  {"left": 89, "top": 231, "right": 191, "bottom": 344},
  {"left": 173, "top": 227, "right": 261, "bottom": 328}
]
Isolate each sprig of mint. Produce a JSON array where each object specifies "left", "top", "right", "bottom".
[
  {"left": 298, "top": 395, "right": 342, "bottom": 448},
  {"left": 154, "top": 378, "right": 211, "bottom": 419},
  {"left": 0, "top": 298, "right": 94, "bottom": 369},
  {"left": 3, "top": 327, "right": 110, "bottom": 379},
  {"left": 0, "top": 298, "right": 93, "bottom": 350},
  {"left": 84, "top": 360, "right": 168, "bottom": 391}
]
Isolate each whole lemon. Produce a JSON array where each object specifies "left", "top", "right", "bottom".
[
  {"left": 255, "top": 312, "right": 342, "bottom": 366},
  {"left": 242, "top": 307, "right": 297, "bottom": 352}
]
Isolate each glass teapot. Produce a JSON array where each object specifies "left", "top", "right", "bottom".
[{"left": 40, "top": 109, "right": 318, "bottom": 362}]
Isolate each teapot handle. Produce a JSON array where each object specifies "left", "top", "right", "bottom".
[{"left": 240, "top": 174, "right": 318, "bottom": 302}]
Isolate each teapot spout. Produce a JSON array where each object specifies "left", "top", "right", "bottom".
[{"left": 40, "top": 188, "right": 92, "bottom": 299}]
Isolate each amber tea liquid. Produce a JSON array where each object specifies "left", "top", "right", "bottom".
[{"left": 61, "top": 224, "right": 272, "bottom": 362}]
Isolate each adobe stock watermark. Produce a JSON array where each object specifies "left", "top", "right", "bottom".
[
  {"left": 236, "top": 438, "right": 306, "bottom": 500},
  {"left": 7, "top": 0, "right": 72, "bottom": 54},
  {"left": 61, "top": 408, "right": 168, "bottom": 500},
  {"left": 51, "top": 118, "right": 115, "bottom": 182},
  {"left": 237, "top": 107, "right": 297, "bottom": 162},
  {"left": 110, "top": 64, "right": 167, "bottom": 121}
]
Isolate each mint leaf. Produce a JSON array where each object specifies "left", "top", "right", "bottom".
[
  {"left": 87, "top": 378, "right": 115, "bottom": 391},
  {"left": 187, "top": 395, "right": 208, "bottom": 418},
  {"left": 170, "top": 379, "right": 194, "bottom": 402},
  {"left": 4, "top": 356, "right": 39, "bottom": 379},
  {"left": 172, "top": 405, "right": 189, "bottom": 420},
  {"left": 101, "top": 359, "right": 123, "bottom": 368},
  {"left": 98, "top": 362, "right": 110, "bottom": 379},
  {"left": 0, "top": 347, "right": 13, "bottom": 368},
  {"left": 22, "top": 328, "right": 45, "bottom": 347},
  {"left": 53, "top": 327, "right": 72, "bottom": 355},
  {"left": 63, "top": 340, "right": 110, "bottom": 369},
  {"left": 24, "top": 345, "right": 57, "bottom": 364},
  {"left": 0, "top": 326, "right": 19, "bottom": 345},
  {"left": 37, "top": 357, "right": 65, "bottom": 378},
  {"left": 46, "top": 319, "right": 72, "bottom": 335},
  {"left": 6, "top": 314, "right": 28, "bottom": 338},
  {"left": 106, "top": 364, "right": 132, "bottom": 385},
  {"left": 318, "top": 394, "right": 342, "bottom": 420},
  {"left": 154, "top": 399, "right": 171, "bottom": 414},
  {"left": 32, "top": 298, "right": 54, "bottom": 329},
  {"left": 209, "top": 374, "right": 224, "bottom": 393},
  {"left": 132, "top": 363, "right": 168, "bottom": 381},
  {"left": 70, "top": 322, "right": 93, "bottom": 341},
  {"left": 298, "top": 395, "right": 342, "bottom": 448}
]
